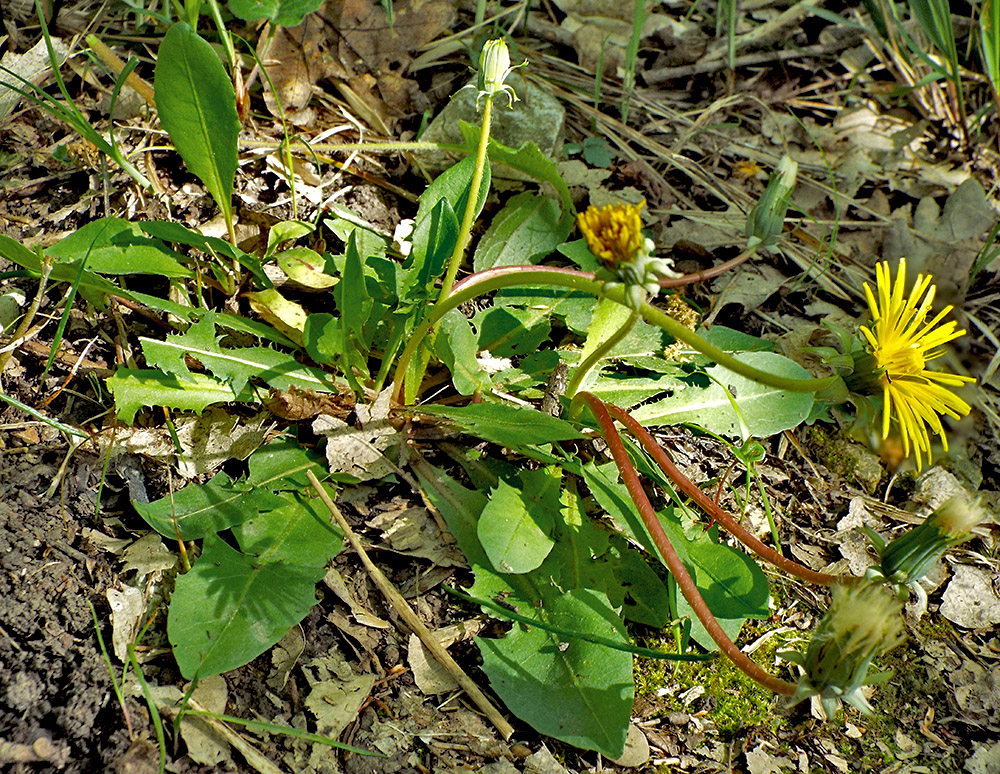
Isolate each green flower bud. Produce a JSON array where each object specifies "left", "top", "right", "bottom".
[
  {"left": 785, "top": 583, "right": 903, "bottom": 719},
  {"left": 879, "top": 496, "right": 983, "bottom": 584},
  {"left": 746, "top": 155, "right": 797, "bottom": 251},
  {"left": 472, "top": 38, "right": 526, "bottom": 110}
]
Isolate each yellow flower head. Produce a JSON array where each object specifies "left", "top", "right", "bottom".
[
  {"left": 859, "top": 258, "right": 975, "bottom": 469},
  {"left": 578, "top": 201, "right": 645, "bottom": 269}
]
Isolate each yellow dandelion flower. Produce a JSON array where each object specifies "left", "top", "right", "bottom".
[
  {"left": 578, "top": 201, "right": 645, "bottom": 268},
  {"left": 859, "top": 258, "right": 975, "bottom": 469}
]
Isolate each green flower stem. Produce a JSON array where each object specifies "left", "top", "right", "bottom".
[
  {"left": 438, "top": 95, "right": 494, "bottom": 302},
  {"left": 603, "top": 401, "right": 846, "bottom": 587},
  {"left": 564, "top": 310, "right": 639, "bottom": 399},
  {"left": 391, "top": 266, "right": 836, "bottom": 404},
  {"left": 580, "top": 391, "right": 797, "bottom": 696}
]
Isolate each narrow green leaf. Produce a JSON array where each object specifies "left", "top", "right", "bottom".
[
  {"left": 415, "top": 402, "right": 585, "bottom": 448},
  {"left": 154, "top": 23, "right": 240, "bottom": 223},
  {"left": 437, "top": 310, "right": 490, "bottom": 396}
]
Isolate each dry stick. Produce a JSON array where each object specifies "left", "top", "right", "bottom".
[
  {"left": 305, "top": 470, "right": 514, "bottom": 740},
  {"left": 579, "top": 393, "right": 798, "bottom": 696},
  {"left": 604, "top": 403, "right": 844, "bottom": 587}
]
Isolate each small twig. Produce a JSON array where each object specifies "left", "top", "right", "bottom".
[
  {"left": 305, "top": 470, "right": 514, "bottom": 740},
  {"left": 580, "top": 393, "right": 798, "bottom": 695}
]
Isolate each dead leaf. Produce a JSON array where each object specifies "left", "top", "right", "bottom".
[
  {"left": 940, "top": 566, "right": 1000, "bottom": 629},
  {"left": 407, "top": 619, "right": 483, "bottom": 695},
  {"left": 264, "top": 385, "right": 354, "bottom": 421},
  {"left": 745, "top": 742, "right": 794, "bottom": 774},
  {"left": 0, "top": 37, "right": 69, "bottom": 123},
  {"left": 303, "top": 649, "right": 376, "bottom": 738},
  {"left": 120, "top": 532, "right": 177, "bottom": 578},
  {"left": 366, "top": 503, "right": 465, "bottom": 567},
  {"left": 119, "top": 408, "right": 271, "bottom": 478},
  {"left": 313, "top": 388, "right": 402, "bottom": 480},
  {"left": 705, "top": 263, "right": 788, "bottom": 325},
  {"left": 181, "top": 676, "right": 231, "bottom": 767},
  {"left": 107, "top": 585, "right": 145, "bottom": 663}
]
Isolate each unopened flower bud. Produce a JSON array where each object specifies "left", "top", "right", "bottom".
[
  {"left": 785, "top": 583, "right": 904, "bottom": 719},
  {"left": 878, "top": 496, "right": 984, "bottom": 584},
  {"left": 746, "top": 155, "right": 797, "bottom": 251},
  {"left": 473, "top": 38, "right": 526, "bottom": 110}
]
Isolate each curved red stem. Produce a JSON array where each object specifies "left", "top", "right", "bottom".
[
  {"left": 579, "top": 392, "right": 797, "bottom": 696},
  {"left": 603, "top": 403, "right": 843, "bottom": 587}
]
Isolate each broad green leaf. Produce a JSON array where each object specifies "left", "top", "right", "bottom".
[
  {"left": 323, "top": 211, "right": 389, "bottom": 263},
  {"left": 47, "top": 218, "right": 193, "bottom": 277},
  {"left": 232, "top": 493, "right": 343, "bottom": 570},
  {"left": 415, "top": 402, "right": 585, "bottom": 448},
  {"left": 154, "top": 23, "right": 239, "bottom": 224},
  {"left": 478, "top": 479, "right": 555, "bottom": 574},
  {"left": 496, "top": 284, "right": 594, "bottom": 336},
  {"left": 473, "top": 192, "right": 568, "bottom": 271},
  {"left": 168, "top": 529, "right": 330, "bottom": 679},
  {"left": 474, "top": 306, "right": 551, "bottom": 358},
  {"left": 246, "top": 436, "right": 331, "bottom": 489},
  {"left": 141, "top": 315, "right": 340, "bottom": 395},
  {"left": 589, "top": 374, "right": 680, "bottom": 409},
  {"left": 107, "top": 368, "right": 246, "bottom": 423},
  {"left": 480, "top": 131, "right": 574, "bottom": 218},
  {"left": 476, "top": 588, "right": 632, "bottom": 758},
  {"left": 0, "top": 233, "right": 131, "bottom": 301},
  {"left": 699, "top": 325, "right": 774, "bottom": 353},
  {"left": 574, "top": 298, "right": 633, "bottom": 390},
  {"left": 610, "top": 535, "right": 672, "bottom": 627},
  {"left": 265, "top": 220, "right": 314, "bottom": 257},
  {"left": 133, "top": 471, "right": 284, "bottom": 540},
  {"left": 414, "top": 153, "right": 491, "bottom": 228},
  {"left": 669, "top": 511, "right": 770, "bottom": 650},
  {"left": 437, "top": 310, "right": 490, "bottom": 396},
  {"left": 630, "top": 351, "right": 815, "bottom": 437},
  {"left": 416, "top": 464, "right": 632, "bottom": 757},
  {"left": 303, "top": 313, "right": 342, "bottom": 367},
  {"left": 583, "top": 461, "right": 769, "bottom": 650}
]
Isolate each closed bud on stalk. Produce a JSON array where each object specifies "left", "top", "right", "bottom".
[
  {"left": 878, "top": 496, "right": 984, "bottom": 585},
  {"left": 746, "top": 155, "right": 797, "bottom": 251},
  {"left": 472, "top": 38, "right": 526, "bottom": 110},
  {"left": 784, "top": 583, "right": 904, "bottom": 719}
]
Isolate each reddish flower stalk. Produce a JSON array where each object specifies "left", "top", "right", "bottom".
[
  {"left": 579, "top": 392, "right": 797, "bottom": 696},
  {"left": 603, "top": 403, "right": 843, "bottom": 587}
]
